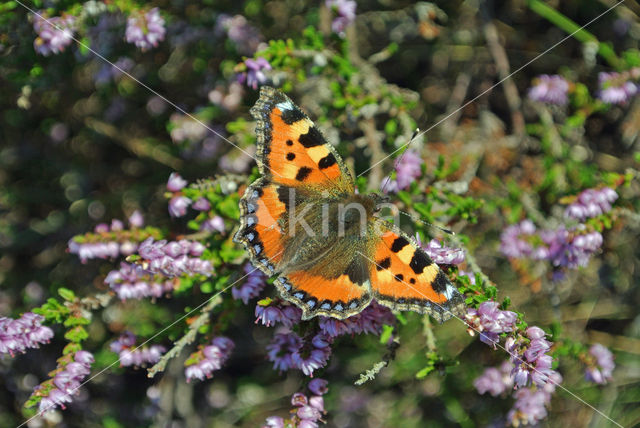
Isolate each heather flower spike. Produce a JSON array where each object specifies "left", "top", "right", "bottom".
[
  {"left": 527, "top": 74, "right": 569, "bottom": 105},
  {"left": 33, "top": 13, "right": 76, "bottom": 56},
  {"left": 0, "top": 312, "right": 54, "bottom": 356},
  {"left": 126, "top": 8, "right": 166, "bottom": 51}
]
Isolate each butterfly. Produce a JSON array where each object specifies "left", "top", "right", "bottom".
[{"left": 234, "top": 86, "right": 466, "bottom": 322}]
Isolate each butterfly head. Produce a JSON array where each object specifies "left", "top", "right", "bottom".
[{"left": 371, "top": 193, "right": 390, "bottom": 213}]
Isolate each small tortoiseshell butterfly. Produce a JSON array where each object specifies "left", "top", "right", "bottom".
[{"left": 234, "top": 86, "right": 466, "bottom": 322}]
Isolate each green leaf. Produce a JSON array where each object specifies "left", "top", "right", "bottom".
[
  {"left": 416, "top": 366, "right": 434, "bottom": 379},
  {"left": 58, "top": 287, "right": 76, "bottom": 301},
  {"left": 379, "top": 325, "right": 394, "bottom": 344},
  {"left": 64, "top": 326, "right": 89, "bottom": 343}
]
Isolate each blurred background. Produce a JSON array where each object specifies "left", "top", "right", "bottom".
[{"left": 1, "top": 0, "right": 640, "bottom": 427}]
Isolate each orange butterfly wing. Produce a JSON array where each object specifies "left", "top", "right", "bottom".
[
  {"left": 250, "top": 86, "right": 354, "bottom": 191},
  {"left": 368, "top": 220, "right": 466, "bottom": 322},
  {"left": 235, "top": 177, "right": 287, "bottom": 275},
  {"left": 237, "top": 87, "right": 368, "bottom": 318}
]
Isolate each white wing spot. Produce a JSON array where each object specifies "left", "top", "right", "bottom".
[{"left": 276, "top": 100, "right": 294, "bottom": 111}]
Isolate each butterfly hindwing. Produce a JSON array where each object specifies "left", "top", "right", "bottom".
[
  {"left": 250, "top": 86, "right": 354, "bottom": 191},
  {"left": 369, "top": 220, "right": 466, "bottom": 323},
  {"left": 275, "top": 254, "right": 372, "bottom": 320}
]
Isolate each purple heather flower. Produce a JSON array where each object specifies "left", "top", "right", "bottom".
[
  {"left": 527, "top": 74, "right": 569, "bottom": 105},
  {"left": 232, "top": 263, "right": 267, "bottom": 304},
  {"left": 507, "top": 388, "right": 549, "bottom": 426},
  {"left": 169, "top": 113, "right": 208, "bottom": 144},
  {"left": 564, "top": 187, "right": 618, "bottom": 221},
  {"left": 474, "top": 361, "right": 514, "bottom": 397},
  {"left": 185, "top": 337, "right": 234, "bottom": 382},
  {"left": 499, "top": 220, "right": 541, "bottom": 259},
  {"left": 167, "top": 172, "right": 188, "bottom": 191},
  {"left": 0, "top": 312, "right": 54, "bottom": 356},
  {"left": 238, "top": 57, "right": 272, "bottom": 89},
  {"left": 326, "top": 0, "right": 357, "bottom": 37},
  {"left": 292, "top": 333, "right": 333, "bottom": 377},
  {"left": 598, "top": 71, "right": 638, "bottom": 104},
  {"left": 506, "top": 327, "right": 560, "bottom": 389},
  {"left": 36, "top": 351, "right": 93, "bottom": 414},
  {"left": 202, "top": 216, "right": 226, "bottom": 233},
  {"left": 382, "top": 150, "right": 422, "bottom": 193},
  {"left": 465, "top": 301, "right": 517, "bottom": 348},
  {"left": 585, "top": 343, "right": 615, "bottom": 384},
  {"left": 137, "top": 238, "right": 213, "bottom": 277},
  {"left": 192, "top": 198, "right": 211, "bottom": 211},
  {"left": 169, "top": 195, "right": 192, "bottom": 217},
  {"left": 419, "top": 237, "right": 465, "bottom": 265},
  {"left": 33, "top": 13, "right": 76, "bottom": 56},
  {"left": 543, "top": 227, "right": 603, "bottom": 269},
  {"left": 68, "top": 236, "right": 133, "bottom": 263},
  {"left": 318, "top": 300, "right": 395, "bottom": 338},
  {"left": 263, "top": 416, "right": 284, "bottom": 428},
  {"left": 126, "top": 8, "right": 166, "bottom": 51},
  {"left": 128, "top": 210, "right": 144, "bottom": 228},
  {"left": 110, "top": 332, "right": 165, "bottom": 367},
  {"left": 266, "top": 332, "right": 303, "bottom": 372},
  {"left": 105, "top": 262, "right": 175, "bottom": 300},
  {"left": 216, "top": 14, "right": 263, "bottom": 55},
  {"left": 263, "top": 381, "right": 327, "bottom": 428},
  {"left": 308, "top": 378, "right": 329, "bottom": 396}
]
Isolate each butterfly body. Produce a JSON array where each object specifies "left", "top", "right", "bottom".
[{"left": 235, "top": 87, "right": 466, "bottom": 321}]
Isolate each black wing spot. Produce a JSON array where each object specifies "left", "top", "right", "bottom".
[
  {"left": 277, "top": 186, "right": 291, "bottom": 209},
  {"left": 318, "top": 153, "right": 336, "bottom": 169},
  {"left": 280, "top": 107, "right": 306, "bottom": 124},
  {"left": 298, "top": 127, "right": 325, "bottom": 148},
  {"left": 409, "top": 278, "right": 416, "bottom": 284},
  {"left": 286, "top": 152, "right": 296, "bottom": 161},
  {"left": 394, "top": 274, "right": 404, "bottom": 282},
  {"left": 295, "top": 166, "right": 313, "bottom": 181},
  {"left": 409, "top": 250, "right": 432, "bottom": 274},
  {"left": 376, "top": 257, "right": 391, "bottom": 271},
  {"left": 390, "top": 237, "right": 409, "bottom": 253},
  {"left": 432, "top": 271, "right": 450, "bottom": 293},
  {"left": 286, "top": 139, "right": 294, "bottom": 146}
]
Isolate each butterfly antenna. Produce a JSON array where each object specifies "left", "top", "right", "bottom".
[
  {"left": 380, "top": 128, "right": 421, "bottom": 194},
  {"left": 398, "top": 210, "right": 454, "bottom": 236}
]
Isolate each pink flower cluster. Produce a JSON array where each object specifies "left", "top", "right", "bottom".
[
  {"left": 125, "top": 8, "right": 166, "bottom": 51},
  {"left": 382, "top": 149, "right": 422, "bottom": 193},
  {"left": 110, "top": 331, "right": 165, "bottom": 367},
  {"left": 167, "top": 172, "right": 192, "bottom": 217},
  {"left": 68, "top": 213, "right": 144, "bottom": 263},
  {"left": 232, "top": 263, "right": 267, "bottom": 304},
  {"left": 500, "top": 219, "right": 605, "bottom": 269},
  {"left": 33, "top": 13, "right": 75, "bottom": 56},
  {"left": 0, "top": 312, "right": 54, "bottom": 356},
  {"left": 105, "top": 262, "right": 176, "bottom": 300},
  {"left": 564, "top": 187, "right": 618, "bottom": 221},
  {"left": 263, "top": 378, "right": 328, "bottom": 428},
  {"left": 465, "top": 301, "right": 517, "bottom": 347},
  {"left": 419, "top": 236, "right": 465, "bottom": 265},
  {"left": 507, "top": 327, "right": 558, "bottom": 388},
  {"left": 266, "top": 332, "right": 332, "bottom": 377},
  {"left": 185, "top": 337, "right": 235, "bottom": 382},
  {"left": 318, "top": 300, "right": 396, "bottom": 338},
  {"left": 584, "top": 343, "right": 615, "bottom": 384},
  {"left": 137, "top": 237, "right": 213, "bottom": 277},
  {"left": 35, "top": 351, "right": 94, "bottom": 414}
]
